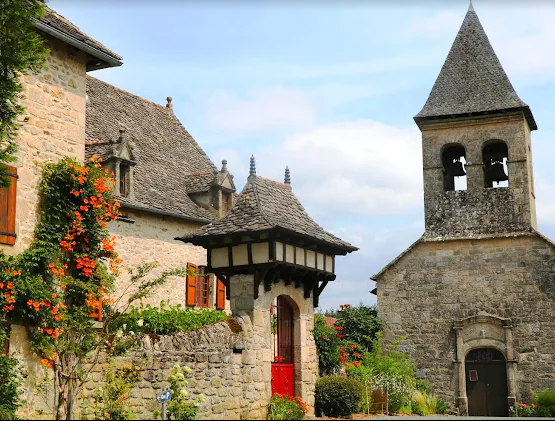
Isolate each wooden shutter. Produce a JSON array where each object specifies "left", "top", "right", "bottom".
[
  {"left": 0, "top": 166, "right": 17, "bottom": 245},
  {"left": 186, "top": 263, "right": 197, "bottom": 307},
  {"left": 216, "top": 278, "right": 226, "bottom": 310}
]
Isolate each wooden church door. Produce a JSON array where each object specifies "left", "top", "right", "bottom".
[
  {"left": 466, "top": 348, "right": 508, "bottom": 416},
  {"left": 271, "top": 296, "right": 294, "bottom": 397}
]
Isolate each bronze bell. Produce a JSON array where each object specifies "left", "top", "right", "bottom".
[
  {"left": 487, "top": 161, "right": 508, "bottom": 183},
  {"left": 445, "top": 159, "right": 466, "bottom": 177}
]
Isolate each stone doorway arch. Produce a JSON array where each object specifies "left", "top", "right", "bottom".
[{"left": 453, "top": 313, "right": 517, "bottom": 416}]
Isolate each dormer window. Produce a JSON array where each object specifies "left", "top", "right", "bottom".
[
  {"left": 120, "top": 164, "right": 130, "bottom": 197},
  {"left": 222, "top": 191, "right": 232, "bottom": 214}
]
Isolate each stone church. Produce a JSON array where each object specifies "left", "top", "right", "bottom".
[{"left": 373, "top": 4, "right": 555, "bottom": 417}]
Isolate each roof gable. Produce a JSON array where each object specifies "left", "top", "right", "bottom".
[
  {"left": 85, "top": 76, "right": 219, "bottom": 222},
  {"left": 414, "top": 6, "right": 536, "bottom": 130}
]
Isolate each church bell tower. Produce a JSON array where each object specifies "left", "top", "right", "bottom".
[{"left": 414, "top": 3, "right": 538, "bottom": 240}]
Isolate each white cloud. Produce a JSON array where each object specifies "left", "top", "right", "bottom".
[
  {"left": 257, "top": 120, "right": 423, "bottom": 217},
  {"left": 204, "top": 87, "right": 317, "bottom": 133}
]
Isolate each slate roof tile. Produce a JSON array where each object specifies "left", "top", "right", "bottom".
[
  {"left": 39, "top": 5, "right": 122, "bottom": 61},
  {"left": 415, "top": 6, "right": 536, "bottom": 130},
  {"left": 182, "top": 175, "right": 357, "bottom": 253},
  {"left": 85, "top": 76, "right": 217, "bottom": 222}
]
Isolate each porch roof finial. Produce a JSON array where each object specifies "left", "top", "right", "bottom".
[
  {"left": 249, "top": 155, "right": 256, "bottom": 177},
  {"left": 284, "top": 166, "right": 290, "bottom": 185}
]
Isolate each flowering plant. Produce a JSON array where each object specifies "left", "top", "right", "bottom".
[
  {"left": 153, "top": 365, "right": 205, "bottom": 420},
  {"left": 517, "top": 402, "right": 536, "bottom": 417},
  {"left": 268, "top": 393, "right": 308, "bottom": 420}
]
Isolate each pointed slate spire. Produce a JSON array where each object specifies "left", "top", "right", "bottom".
[
  {"left": 249, "top": 155, "right": 256, "bottom": 177},
  {"left": 284, "top": 166, "right": 291, "bottom": 185},
  {"left": 414, "top": 4, "right": 537, "bottom": 130}
]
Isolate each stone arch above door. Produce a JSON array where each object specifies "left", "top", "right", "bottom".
[{"left": 452, "top": 312, "right": 517, "bottom": 416}]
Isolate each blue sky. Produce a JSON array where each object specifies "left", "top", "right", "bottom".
[{"left": 49, "top": 0, "right": 555, "bottom": 311}]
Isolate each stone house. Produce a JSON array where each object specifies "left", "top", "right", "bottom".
[
  {"left": 372, "top": 4, "right": 555, "bottom": 417},
  {"left": 0, "top": 4, "right": 233, "bottom": 313}
]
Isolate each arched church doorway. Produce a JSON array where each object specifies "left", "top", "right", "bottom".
[
  {"left": 271, "top": 295, "right": 295, "bottom": 398},
  {"left": 466, "top": 348, "right": 508, "bottom": 416}
]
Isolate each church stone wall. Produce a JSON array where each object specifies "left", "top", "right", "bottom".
[
  {"left": 376, "top": 234, "right": 555, "bottom": 409},
  {"left": 0, "top": 36, "right": 87, "bottom": 256}
]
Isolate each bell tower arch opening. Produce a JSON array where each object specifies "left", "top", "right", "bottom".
[
  {"left": 483, "top": 140, "right": 509, "bottom": 189},
  {"left": 442, "top": 144, "right": 467, "bottom": 192}
]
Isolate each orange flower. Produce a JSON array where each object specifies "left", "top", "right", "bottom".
[
  {"left": 50, "top": 353, "right": 57, "bottom": 361},
  {"left": 61, "top": 284, "right": 66, "bottom": 291},
  {"left": 49, "top": 263, "right": 54, "bottom": 268},
  {"left": 45, "top": 329, "right": 53, "bottom": 335},
  {"left": 51, "top": 293, "right": 56, "bottom": 299},
  {"left": 40, "top": 359, "right": 48, "bottom": 366}
]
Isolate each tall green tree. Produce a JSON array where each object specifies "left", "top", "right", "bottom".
[{"left": 0, "top": 0, "right": 48, "bottom": 187}]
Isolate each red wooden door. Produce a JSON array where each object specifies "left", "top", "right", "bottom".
[{"left": 271, "top": 296, "right": 294, "bottom": 398}]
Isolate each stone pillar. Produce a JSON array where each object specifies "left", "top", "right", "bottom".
[
  {"left": 229, "top": 273, "right": 318, "bottom": 418},
  {"left": 454, "top": 324, "right": 468, "bottom": 416}
]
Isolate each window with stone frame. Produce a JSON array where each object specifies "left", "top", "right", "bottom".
[
  {"left": 0, "top": 166, "right": 18, "bottom": 245},
  {"left": 222, "top": 191, "right": 232, "bottom": 214},
  {"left": 119, "top": 164, "right": 130, "bottom": 197}
]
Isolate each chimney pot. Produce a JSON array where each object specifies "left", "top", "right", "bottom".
[{"left": 166, "top": 97, "right": 173, "bottom": 111}]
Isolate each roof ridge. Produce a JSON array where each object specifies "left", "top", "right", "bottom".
[
  {"left": 258, "top": 176, "right": 291, "bottom": 188},
  {"left": 86, "top": 76, "right": 170, "bottom": 111}
]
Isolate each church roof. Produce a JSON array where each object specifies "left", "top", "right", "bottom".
[
  {"left": 179, "top": 173, "right": 358, "bottom": 254},
  {"left": 85, "top": 76, "right": 219, "bottom": 223},
  {"left": 414, "top": 5, "right": 537, "bottom": 131}
]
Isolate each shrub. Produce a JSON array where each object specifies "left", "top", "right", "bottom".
[
  {"left": 315, "top": 376, "right": 363, "bottom": 418},
  {"left": 267, "top": 394, "right": 308, "bottom": 420},
  {"left": 109, "top": 301, "right": 229, "bottom": 335},
  {"left": 332, "top": 304, "right": 383, "bottom": 352},
  {"left": 0, "top": 354, "right": 24, "bottom": 420},
  {"left": 346, "top": 333, "right": 416, "bottom": 414},
  {"left": 535, "top": 390, "right": 555, "bottom": 417},
  {"left": 313, "top": 315, "right": 341, "bottom": 376},
  {"left": 411, "top": 391, "right": 447, "bottom": 415},
  {"left": 86, "top": 360, "right": 139, "bottom": 420}
]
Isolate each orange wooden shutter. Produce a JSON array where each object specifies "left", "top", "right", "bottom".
[
  {"left": 186, "top": 263, "right": 197, "bottom": 307},
  {"left": 216, "top": 278, "right": 226, "bottom": 310},
  {"left": 0, "top": 165, "right": 17, "bottom": 246}
]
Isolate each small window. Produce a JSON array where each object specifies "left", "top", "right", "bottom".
[
  {"left": 483, "top": 141, "right": 508, "bottom": 188},
  {"left": 222, "top": 192, "right": 232, "bottom": 214},
  {"left": 196, "top": 266, "right": 210, "bottom": 308},
  {"left": 186, "top": 264, "right": 210, "bottom": 308},
  {"left": 442, "top": 145, "right": 467, "bottom": 192},
  {"left": 119, "top": 164, "right": 129, "bottom": 197},
  {"left": 0, "top": 165, "right": 18, "bottom": 245}
]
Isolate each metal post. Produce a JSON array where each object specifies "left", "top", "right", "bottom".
[
  {"left": 386, "top": 383, "right": 389, "bottom": 415},
  {"left": 162, "top": 401, "right": 167, "bottom": 420}
]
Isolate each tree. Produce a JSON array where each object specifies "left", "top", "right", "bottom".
[{"left": 0, "top": 0, "right": 48, "bottom": 187}]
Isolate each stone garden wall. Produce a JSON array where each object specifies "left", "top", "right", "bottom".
[{"left": 77, "top": 317, "right": 268, "bottom": 420}]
